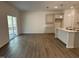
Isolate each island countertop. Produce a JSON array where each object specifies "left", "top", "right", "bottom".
[{"left": 56, "top": 28, "right": 79, "bottom": 32}]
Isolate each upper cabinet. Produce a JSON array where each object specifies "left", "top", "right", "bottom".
[{"left": 45, "top": 14, "right": 54, "bottom": 24}]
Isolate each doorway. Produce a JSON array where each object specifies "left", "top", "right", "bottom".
[{"left": 7, "top": 15, "right": 17, "bottom": 40}]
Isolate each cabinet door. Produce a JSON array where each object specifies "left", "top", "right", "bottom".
[{"left": 46, "top": 14, "right": 54, "bottom": 24}]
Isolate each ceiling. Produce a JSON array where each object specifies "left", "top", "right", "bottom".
[{"left": 9, "top": 1, "right": 79, "bottom": 11}]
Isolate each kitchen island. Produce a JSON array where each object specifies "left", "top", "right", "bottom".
[{"left": 55, "top": 28, "right": 79, "bottom": 48}]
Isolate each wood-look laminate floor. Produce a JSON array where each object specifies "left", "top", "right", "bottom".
[{"left": 0, "top": 34, "right": 79, "bottom": 58}]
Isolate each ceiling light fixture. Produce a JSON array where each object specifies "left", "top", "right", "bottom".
[
  {"left": 60, "top": 16, "right": 63, "bottom": 18},
  {"left": 54, "top": 6, "right": 58, "bottom": 8},
  {"left": 70, "top": 6, "right": 74, "bottom": 9},
  {"left": 68, "top": 14, "right": 71, "bottom": 16}
]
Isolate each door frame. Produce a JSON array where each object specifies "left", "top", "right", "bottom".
[{"left": 7, "top": 15, "right": 18, "bottom": 40}]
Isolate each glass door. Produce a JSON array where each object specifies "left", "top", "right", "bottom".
[
  {"left": 13, "top": 16, "right": 17, "bottom": 35},
  {"left": 7, "top": 15, "right": 17, "bottom": 40}
]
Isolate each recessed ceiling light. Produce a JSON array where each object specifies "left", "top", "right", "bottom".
[
  {"left": 60, "top": 16, "right": 63, "bottom": 18},
  {"left": 70, "top": 6, "right": 74, "bottom": 9},
  {"left": 54, "top": 6, "right": 58, "bottom": 8},
  {"left": 68, "top": 14, "right": 71, "bottom": 16}
]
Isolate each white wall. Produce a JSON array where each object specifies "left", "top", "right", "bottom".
[
  {"left": 21, "top": 11, "right": 63, "bottom": 33},
  {"left": 0, "top": 2, "right": 20, "bottom": 48},
  {"left": 21, "top": 11, "right": 45, "bottom": 33}
]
